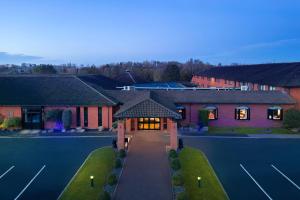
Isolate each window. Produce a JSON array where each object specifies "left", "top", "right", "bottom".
[
  {"left": 163, "top": 118, "right": 168, "bottom": 130},
  {"left": 84, "top": 107, "right": 88, "bottom": 127},
  {"left": 269, "top": 86, "right": 276, "bottom": 91},
  {"left": 98, "top": 107, "right": 102, "bottom": 126},
  {"left": 268, "top": 106, "right": 283, "bottom": 120},
  {"left": 235, "top": 106, "right": 250, "bottom": 120},
  {"left": 176, "top": 105, "right": 186, "bottom": 120},
  {"left": 205, "top": 106, "right": 218, "bottom": 120},
  {"left": 76, "top": 107, "right": 81, "bottom": 127},
  {"left": 259, "top": 85, "right": 266, "bottom": 91},
  {"left": 138, "top": 118, "right": 160, "bottom": 130}
]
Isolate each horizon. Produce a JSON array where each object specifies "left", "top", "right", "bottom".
[{"left": 1, "top": 0, "right": 300, "bottom": 65}]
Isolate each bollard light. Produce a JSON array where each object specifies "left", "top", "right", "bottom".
[
  {"left": 90, "top": 175, "right": 94, "bottom": 187},
  {"left": 197, "top": 176, "right": 201, "bottom": 188}
]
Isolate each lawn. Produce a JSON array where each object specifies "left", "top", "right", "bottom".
[
  {"left": 59, "top": 147, "right": 116, "bottom": 200},
  {"left": 179, "top": 147, "right": 228, "bottom": 200},
  {"left": 208, "top": 127, "right": 294, "bottom": 134}
]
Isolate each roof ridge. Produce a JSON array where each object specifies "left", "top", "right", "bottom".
[{"left": 72, "top": 75, "right": 117, "bottom": 105}]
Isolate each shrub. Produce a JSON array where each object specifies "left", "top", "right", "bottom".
[
  {"left": 171, "top": 159, "right": 181, "bottom": 171},
  {"left": 0, "top": 114, "right": 4, "bottom": 125},
  {"left": 118, "top": 149, "right": 126, "bottom": 158},
  {"left": 176, "top": 192, "right": 188, "bottom": 200},
  {"left": 115, "top": 158, "right": 122, "bottom": 168},
  {"left": 62, "top": 109, "right": 72, "bottom": 129},
  {"left": 169, "top": 149, "right": 178, "bottom": 159},
  {"left": 2, "top": 117, "right": 21, "bottom": 129},
  {"left": 99, "top": 190, "right": 111, "bottom": 200},
  {"left": 172, "top": 174, "right": 184, "bottom": 186},
  {"left": 107, "top": 174, "right": 117, "bottom": 186},
  {"left": 112, "top": 121, "right": 118, "bottom": 129},
  {"left": 283, "top": 109, "right": 300, "bottom": 129},
  {"left": 198, "top": 110, "right": 209, "bottom": 127},
  {"left": 45, "top": 109, "right": 63, "bottom": 122}
]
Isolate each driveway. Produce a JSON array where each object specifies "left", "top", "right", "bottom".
[
  {"left": 184, "top": 137, "right": 300, "bottom": 200},
  {"left": 115, "top": 132, "right": 172, "bottom": 200},
  {"left": 0, "top": 137, "right": 112, "bottom": 200}
]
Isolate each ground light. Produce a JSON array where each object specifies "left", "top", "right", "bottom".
[
  {"left": 197, "top": 176, "right": 202, "bottom": 188},
  {"left": 90, "top": 175, "right": 94, "bottom": 187}
]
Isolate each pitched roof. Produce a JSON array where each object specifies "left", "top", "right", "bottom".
[
  {"left": 0, "top": 75, "right": 116, "bottom": 106},
  {"left": 196, "top": 62, "right": 300, "bottom": 87},
  {"left": 106, "top": 90, "right": 295, "bottom": 105},
  {"left": 77, "top": 74, "right": 122, "bottom": 90},
  {"left": 113, "top": 91, "right": 182, "bottom": 119}
]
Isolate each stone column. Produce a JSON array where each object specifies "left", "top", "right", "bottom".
[
  {"left": 170, "top": 119, "right": 178, "bottom": 150},
  {"left": 117, "top": 120, "right": 125, "bottom": 150}
]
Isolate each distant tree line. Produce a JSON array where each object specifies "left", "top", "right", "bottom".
[{"left": 0, "top": 59, "right": 212, "bottom": 82}]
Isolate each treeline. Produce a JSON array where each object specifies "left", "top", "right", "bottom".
[{"left": 1, "top": 59, "right": 212, "bottom": 82}]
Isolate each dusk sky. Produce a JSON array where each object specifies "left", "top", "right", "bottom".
[{"left": 1, "top": 0, "right": 300, "bottom": 65}]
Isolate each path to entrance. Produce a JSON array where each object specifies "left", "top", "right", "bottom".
[{"left": 114, "top": 131, "right": 172, "bottom": 200}]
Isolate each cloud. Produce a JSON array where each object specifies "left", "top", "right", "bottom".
[{"left": 0, "top": 52, "right": 43, "bottom": 64}]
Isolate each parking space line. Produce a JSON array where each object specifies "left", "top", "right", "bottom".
[
  {"left": 0, "top": 166, "right": 15, "bottom": 180},
  {"left": 271, "top": 164, "right": 300, "bottom": 191},
  {"left": 240, "top": 164, "right": 273, "bottom": 200},
  {"left": 14, "top": 165, "right": 46, "bottom": 200}
]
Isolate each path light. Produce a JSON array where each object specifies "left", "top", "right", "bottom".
[
  {"left": 90, "top": 175, "right": 94, "bottom": 187},
  {"left": 197, "top": 176, "right": 201, "bottom": 188}
]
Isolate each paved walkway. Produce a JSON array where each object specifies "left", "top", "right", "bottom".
[{"left": 114, "top": 132, "right": 172, "bottom": 200}]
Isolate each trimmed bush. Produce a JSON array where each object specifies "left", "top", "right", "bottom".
[
  {"left": 62, "top": 109, "right": 72, "bottom": 129},
  {"left": 176, "top": 192, "right": 188, "bottom": 200},
  {"left": 171, "top": 159, "right": 181, "bottom": 171},
  {"left": 107, "top": 174, "right": 117, "bottom": 186},
  {"left": 115, "top": 158, "right": 122, "bottom": 168},
  {"left": 172, "top": 174, "right": 184, "bottom": 186},
  {"left": 283, "top": 109, "right": 300, "bottom": 129},
  {"left": 169, "top": 149, "right": 178, "bottom": 159},
  {"left": 99, "top": 190, "right": 111, "bottom": 200},
  {"left": 2, "top": 117, "right": 21, "bottom": 129},
  {"left": 118, "top": 149, "right": 126, "bottom": 158},
  {"left": 45, "top": 109, "right": 63, "bottom": 122},
  {"left": 198, "top": 110, "right": 209, "bottom": 127}
]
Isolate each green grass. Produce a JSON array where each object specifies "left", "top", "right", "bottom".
[
  {"left": 59, "top": 147, "right": 116, "bottom": 200},
  {"left": 179, "top": 147, "right": 228, "bottom": 200},
  {"left": 208, "top": 127, "right": 294, "bottom": 134}
]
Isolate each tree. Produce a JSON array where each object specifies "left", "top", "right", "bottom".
[
  {"left": 32, "top": 64, "right": 57, "bottom": 74},
  {"left": 161, "top": 64, "right": 180, "bottom": 82}
]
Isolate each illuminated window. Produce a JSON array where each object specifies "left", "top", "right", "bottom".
[
  {"left": 235, "top": 106, "right": 250, "bottom": 120},
  {"left": 267, "top": 106, "right": 283, "bottom": 120},
  {"left": 138, "top": 118, "right": 160, "bottom": 130},
  {"left": 205, "top": 106, "right": 218, "bottom": 120},
  {"left": 260, "top": 85, "right": 267, "bottom": 91},
  {"left": 269, "top": 86, "right": 276, "bottom": 91}
]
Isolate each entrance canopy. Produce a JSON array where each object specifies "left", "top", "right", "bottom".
[{"left": 114, "top": 91, "right": 181, "bottom": 119}]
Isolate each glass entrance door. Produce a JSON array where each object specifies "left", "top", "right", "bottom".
[{"left": 138, "top": 118, "right": 160, "bottom": 130}]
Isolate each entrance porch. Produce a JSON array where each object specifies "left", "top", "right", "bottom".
[{"left": 113, "top": 90, "right": 182, "bottom": 150}]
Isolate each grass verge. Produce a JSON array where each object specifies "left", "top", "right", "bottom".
[
  {"left": 179, "top": 147, "right": 228, "bottom": 200},
  {"left": 59, "top": 147, "right": 116, "bottom": 200},
  {"left": 208, "top": 127, "right": 294, "bottom": 134}
]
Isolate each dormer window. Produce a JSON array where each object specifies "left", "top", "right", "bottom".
[
  {"left": 235, "top": 106, "right": 250, "bottom": 120},
  {"left": 268, "top": 106, "right": 283, "bottom": 120}
]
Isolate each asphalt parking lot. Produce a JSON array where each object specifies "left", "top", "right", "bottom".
[
  {"left": 0, "top": 137, "right": 112, "bottom": 200},
  {"left": 184, "top": 137, "right": 300, "bottom": 200}
]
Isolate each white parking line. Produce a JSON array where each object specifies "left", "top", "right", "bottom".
[
  {"left": 240, "top": 164, "right": 273, "bottom": 200},
  {"left": 14, "top": 165, "right": 46, "bottom": 200},
  {"left": 271, "top": 164, "right": 300, "bottom": 190},
  {"left": 0, "top": 166, "right": 15, "bottom": 180}
]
